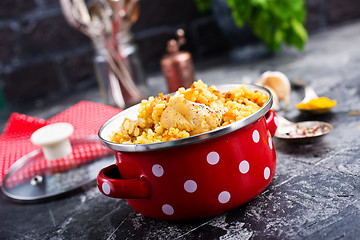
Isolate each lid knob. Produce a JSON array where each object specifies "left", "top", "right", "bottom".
[{"left": 30, "top": 123, "right": 74, "bottom": 160}]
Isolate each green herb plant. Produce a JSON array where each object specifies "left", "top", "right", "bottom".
[{"left": 195, "top": 0, "right": 308, "bottom": 51}]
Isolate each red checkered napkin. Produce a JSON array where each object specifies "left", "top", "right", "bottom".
[{"left": 0, "top": 101, "right": 121, "bottom": 185}]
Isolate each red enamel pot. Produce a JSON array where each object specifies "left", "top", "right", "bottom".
[{"left": 97, "top": 84, "right": 278, "bottom": 220}]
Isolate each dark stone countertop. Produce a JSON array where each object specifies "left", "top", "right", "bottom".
[{"left": 1, "top": 20, "right": 360, "bottom": 239}]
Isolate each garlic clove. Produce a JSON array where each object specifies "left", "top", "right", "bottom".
[
  {"left": 265, "top": 86, "right": 280, "bottom": 111},
  {"left": 256, "top": 71, "right": 291, "bottom": 105}
]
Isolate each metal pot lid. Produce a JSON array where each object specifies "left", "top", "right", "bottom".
[
  {"left": 1, "top": 138, "right": 115, "bottom": 202},
  {"left": 98, "top": 84, "right": 273, "bottom": 152}
]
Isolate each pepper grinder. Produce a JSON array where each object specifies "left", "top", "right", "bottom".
[{"left": 160, "top": 29, "right": 195, "bottom": 92}]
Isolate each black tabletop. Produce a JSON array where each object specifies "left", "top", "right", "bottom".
[{"left": 1, "top": 20, "right": 360, "bottom": 239}]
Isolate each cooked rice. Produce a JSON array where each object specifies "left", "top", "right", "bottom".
[{"left": 110, "top": 80, "right": 268, "bottom": 144}]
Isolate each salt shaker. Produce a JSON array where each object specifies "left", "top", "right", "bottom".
[{"left": 160, "top": 29, "right": 195, "bottom": 92}]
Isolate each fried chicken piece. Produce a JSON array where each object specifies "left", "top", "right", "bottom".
[{"left": 160, "top": 96, "right": 224, "bottom": 135}]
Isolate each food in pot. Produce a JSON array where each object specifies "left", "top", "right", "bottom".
[
  {"left": 110, "top": 80, "right": 268, "bottom": 144},
  {"left": 160, "top": 96, "right": 224, "bottom": 135}
]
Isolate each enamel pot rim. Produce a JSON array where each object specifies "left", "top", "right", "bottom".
[{"left": 98, "top": 84, "right": 273, "bottom": 152}]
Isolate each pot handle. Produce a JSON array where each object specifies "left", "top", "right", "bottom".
[
  {"left": 265, "top": 110, "right": 278, "bottom": 137},
  {"left": 97, "top": 164, "right": 151, "bottom": 199}
]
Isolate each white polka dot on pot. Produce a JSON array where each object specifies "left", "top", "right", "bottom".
[
  {"left": 218, "top": 191, "right": 231, "bottom": 204},
  {"left": 162, "top": 204, "right": 174, "bottom": 215},
  {"left": 274, "top": 116, "right": 279, "bottom": 127},
  {"left": 184, "top": 180, "right": 197, "bottom": 193},
  {"left": 252, "top": 130, "right": 260, "bottom": 143},
  {"left": 264, "top": 167, "right": 270, "bottom": 180},
  {"left": 239, "top": 160, "right": 250, "bottom": 174},
  {"left": 152, "top": 164, "right": 164, "bottom": 177},
  {"left": 207, "top": 151, "right": 220, "bottom": 165},
  {"left": 268, "top": 136, "right": 273, "bottom": 149},
  {"left": 102, "top": 182, "right": 111, "bottom": 195}
]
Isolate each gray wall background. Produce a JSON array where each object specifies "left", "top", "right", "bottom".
[{"left": 0, "top": 0, "right": 359, "bottom": 109}]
